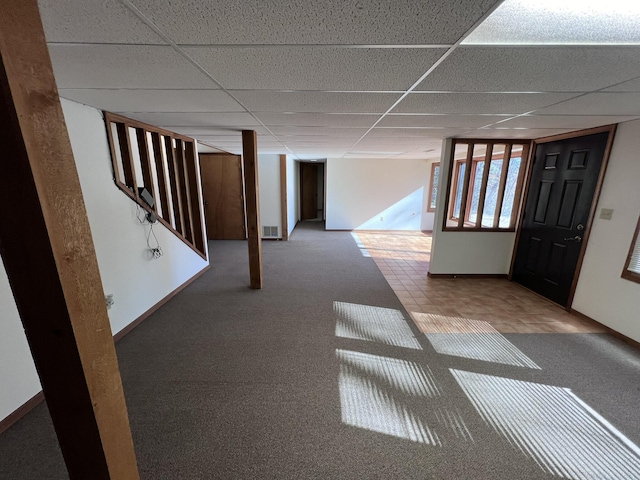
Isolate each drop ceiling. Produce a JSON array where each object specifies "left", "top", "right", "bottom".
[{"left": 39, "top": 0, "right": 640, "bottom": 160}]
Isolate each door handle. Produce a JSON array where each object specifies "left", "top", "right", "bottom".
[{"left": 563, "top": 236, "right": 582, "bottom": 242}]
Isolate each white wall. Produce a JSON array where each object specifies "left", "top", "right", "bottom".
[
  {"left": 572, "top": 120, "right": 640, "bottom": 342},
  {"left": 286, "top": 157, "right": 299, "bottom": 235},
  {"left": 258, "top": 154, "right": 282, "bottom": 238},
  {"left": 429, "top": 139, "right": 517, "bottom": 274},
  {"left": 0, "top": 265, "right": 41, "bottom": 422},
  {"left": 325, "top": 157, "right": 431, "bottom": 231},
  {"left": 0, "top": 98, "right": 209, "bottom": 422}
]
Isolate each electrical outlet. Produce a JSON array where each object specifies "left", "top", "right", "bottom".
[
  {"left": 599, "top": 208, "right": 614, "bottom": 220},
  {"left": 105, "top": 294, "right": 114, "bottom": 309}
]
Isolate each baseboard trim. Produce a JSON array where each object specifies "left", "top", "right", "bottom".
[
  {"left": 571, "top": 309, "right": 640, "bottom": 350},
  {"left": 0, "top": 265, "right": 210, "bottom": 434},
  {"left": 114, "top": 265, "right": 210, "bottom": 342},
  {"left": 427, "top": 273, "right": 508, "bottom": 279},
  {"left": 0, "top": 392, "right": 45, "bottom": 436}
]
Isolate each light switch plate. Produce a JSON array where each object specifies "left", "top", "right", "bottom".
[{"left": 599, "top": 208, "right": 614, "bottom": 220}]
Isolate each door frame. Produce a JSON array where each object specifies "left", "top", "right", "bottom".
[{"left": 508, "top": 124, "right": 617, "bottom": 309}]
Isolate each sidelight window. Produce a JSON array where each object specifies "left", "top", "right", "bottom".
[
  {"left": 427, "top": 162, "right": 440, "bottom": 212},
  {"left": 444, "top": 140, "right": 530, "bottom": 231},
  {"left": 622, "top": 215, "right": 640, "bottom": 283}
]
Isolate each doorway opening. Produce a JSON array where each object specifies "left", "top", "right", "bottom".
[{"left": 300, "top": 161, "right": 325, "bottom": 222}]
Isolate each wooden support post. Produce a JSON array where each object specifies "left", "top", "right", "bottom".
[
  {"left": 279, "top": 154, "right": 289, "bottom": 241},
  {"left": 242, "top": 130, "right": 263, "bottom": 289},
  {"left": 0, "top": 2, "right": 140, "bottom": 479}
]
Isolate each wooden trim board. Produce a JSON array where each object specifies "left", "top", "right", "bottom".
[{"left": 0, "top": 392, "right": 45, "bottom": 436}]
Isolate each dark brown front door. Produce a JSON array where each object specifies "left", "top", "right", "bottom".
[
  {"left": 300, "top": 162, "right": 318, "bottom": 220},
  {"left": 512, "top": 130, "right": 612, "bottom": 306},
  {"left": 199, "top": 153, "right": 246, "bottom": 240}
]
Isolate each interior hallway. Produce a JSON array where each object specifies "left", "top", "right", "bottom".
[
  {"left": 1, "top": 223, "right": 639, "bottom": 479},
  {"left": 354, "top": 231, "right": 606, "bottom": 334}
]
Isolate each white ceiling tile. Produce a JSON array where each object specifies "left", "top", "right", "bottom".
[
  {"left": 58, "top": 89, "right": 247, "bottom": 113},
  {"left": 355, "top": 138, "right": 438, "bottom": 150},
  {"left": 168, "top": 126, "right": 270, "bottom": 136},
  {"left": 490, "top": 115, "right": 638, "bottom": 129},
  {"left": 533, "top": 93, "right": 640, "bottom": 116},
  {"left": 464, "top": 0, "right": 640, "bottom": 46},
  {"left": 465, "top": 128, "right": 575, "bottom": 139},
  {"left": 39, "top": 0, "right": 165, "bottom": 44},
  {"left": 49, "top": 45, "right": 215, "bottom": 89},
  {"left": 603, "top": 76, "right": 640, "bottom": 92},
  {"left": 416, "top": 47, "right": 640, "bottom": 92},
  {"left": 229, "top": 91, "right": 402, "bottom": 114},
  {"left": 269, "top": 127, "right": 368, "bottom": 137},
  {"left": 254, "top": 113, "right": 379, "bottom": 128},
  {"left": 370, "top": 127, "right": 467, "bottom": 138},
  {"left": 393, "top": 92, "right": 579, "bottom": 114},
  {"left": 121, "top": 112, "right": 260, "bottom": 128},
  {"left": 277, "top": 136, "right": 360, "bottom": 144},
  {"left": 379, "top": 114, "right": 508, "bottom": 128},
  {"left": 131, "top": 0, "right": 500, "bottom": 45},
  {"left": 191, "top": 135, "right": 250, "bottom": 143},
  {"left": 184, "top": 47, "right": 446, "bottom": 90}
]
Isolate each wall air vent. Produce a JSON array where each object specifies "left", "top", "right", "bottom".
[{"left": 262, "top": 226, "right": 279, "bottom": 238}]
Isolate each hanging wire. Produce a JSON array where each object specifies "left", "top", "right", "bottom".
[{"left": 136, "top": 205, "right": 163, "bottom": 259}]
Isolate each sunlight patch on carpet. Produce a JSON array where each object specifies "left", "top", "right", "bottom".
[
  {"left": 452, "top": 369, "right": 640, "bottom": 479},
  {"left": 337, "top": 349, "right": 440, "bottom": 444},
  {"left": 423, "top": 316, "right": 540, "bottom": 369},
  {"left": 335, "top": 301, "right": 421, "bottom": 350}
]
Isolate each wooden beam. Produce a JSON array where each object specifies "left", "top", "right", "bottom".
[
  {"left": 475, "top": 144, "right": 494, "bottom": 227},
  {"left": 185, "top": 142, "right": 207, "bottom": 254},
  {"left": 242, "top": 130, "right": 263, "bottom": 288},
  {"left": 0, "top": 2, "right": 139, "bottom": 479},
  {"left": 493, "top": 144, "right": 512, "bottom": 229},
  {"left": 150, "top": 132, "right": 171, "bottom": 220},
  {"left": 279, "top": 155, "right": 289, "bottom": 241}
]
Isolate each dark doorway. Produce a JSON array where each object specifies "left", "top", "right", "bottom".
[
  {"left": 300, "top": 162, "right": 324, "bottom": 221},
  {"left": 199, "top": 153, "right": 246, "bottom": 240},
  {"left": 512, "top": 128, "right": 614, "bottom": 306}
]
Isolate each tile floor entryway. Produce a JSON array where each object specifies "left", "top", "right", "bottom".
[{"left": 354, "top": 231, "right": 606, "bottom": 334}]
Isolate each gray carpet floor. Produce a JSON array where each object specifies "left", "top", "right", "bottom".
[{"left": 1, "top": 221, "right": 640, "bottom": 479}]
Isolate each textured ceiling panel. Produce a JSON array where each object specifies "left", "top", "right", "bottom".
[
  {"left": 229, "top": 91, "right": 402, "bottom": 114},
  {"left": 394, "top": 92, "right": 579, "bottom": 114},
  {"left": 269, "top": 127, "right": 369, "bottom": 137},
  {"left": 274, "top": 135, "right": 362, "bottom": 144},
  {"left": 356, "top": 137, "right": 439, "bottom": 149},
  {"left": 58, "top": 89, "right": 247, "bottom": 113},
  {"left": 603, "top": 76, "right": 640, "bottom": 92},
  {"left": 534, "top": 93, "right": 640, "bottom": 116},
  {"left": 467, "top": 128, "right": 575, "bottom": 139},
  {"left": 464, "top": 0, "right": 640, "bottom": 46},
  {"left": 254, "top": 113, "right": 379, "bottom": 128},
  {"left": 130, "top": 0, "right": 500, "bottom": 45},
  {"left": 185, "top": 47, "right": 445, "bottom": 90},
  {"left": 49, "top": 45, "right": 215, "bottom": 89},
  {"left": 121, "top": 112, "right": 260, "bottom": 128},
  {"left": 368, "top": 128, "right": 462, "bottom": 138},
  {"left": 39, "top": 0, "right": 165, "bottom": 44},
  {"left": 379, "top": 114, "right": 507, "bottom": 128},
  {"left": 168, "top": 126, "right": 270, "bottom": 136},
  {"left": 493, "top": 115, "right": 638, "bottom": 129},
  {"left": 416, "top": 47, "right": 640, "bottom": 92}
]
